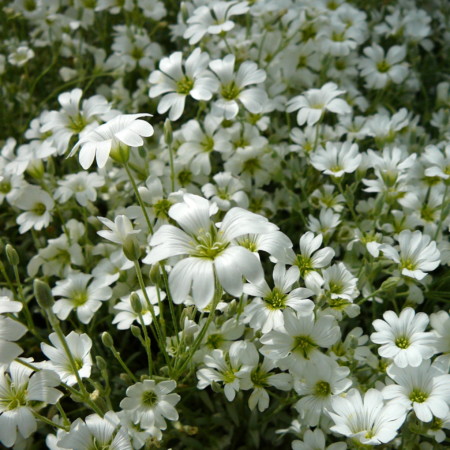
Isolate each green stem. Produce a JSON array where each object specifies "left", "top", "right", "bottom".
[
  {"left": 434, "top": 182, "right": 449, "bottom": 240},
  {"left": 133, "top": 261, "right": 172, "bottom": 371},
  {"left": 124, "top": 162, "right": 154, "bottom": 233},
  {"left": 13, "top": 266, "right": 35, "bottom": 332},
  {"left": 33, "top": 411, "right": 70, "bottom": 432},
  {"left": 174, "top": 273, "right": 222, "bottom": 378},
  {"left": 46, "top": 311, "right": 104, "bottom": 417},
  {"left": 137, "top": 313, "right": 153, "bottom": 377},
  {"left": 105, "top": 341, "right": 138, "bottom": 383}
]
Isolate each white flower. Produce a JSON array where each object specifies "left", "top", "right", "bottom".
[
  {"left": 294, "top": 357, "right": 352, "bottom": 426},
  {"left": 0, "top": 361, "right": 62, "bottom": 448},
  {"left": 371, "top": 308, "right": 437, "bottom": 368},
  {"left": 58, "top": 411, "right": 132, "bottom": 450},
  {"left": 430, "top": 311, "right": 450, "bottom": 358},
  {"left": 120, "top": 379, "right": 180, "bottom": 430},
  {"left": 97, "top": 214, "right": 140, "bottom": 245},
  {"left": 260, "top": 311, "right": 340, "bottom": 372},
  {"left": 321, "top": 263, "right": 359, "bottom": 302},
  {"left": 41, "top": 331, "right": 93, "bottom": 386},
  {"left": 381, "top": 230, "right": 440, "bottom": 280},
  {"left": 0, "top": 315, "right": 27, "bottom": 364},
  {"left": 113, "top": 287, "right": 163, "bottom": 330},
  {"left": 422, "top": 144, "right": 450, "bottom": 180},
  {"left": 310, "top": 142, "right": 361, "bottom": 177},
  {"left": 383, "top": 360, "right": 450, "bottom": 422},
  {"left": 202, "top": 172, "right": 248, "bottom": 211},
  {"left": 359, "top": 44, "right": 408, "bottom": 89},
  {"left": 308, "top": 209, "right": 341, "bottom": 236},
  {"left": 287, "top": 82, "right": 351, "bottom": 127},
  {"left": 149, "top": 49, "right": 218, "bottom": 121},
  {"left": 184, "top": 1, "right": 249, "bottom": 44},
  {"left": 14, "top": 186, "right": 54, "bottom": 234},
  {"left": 55, "top": 172, "right": 104, "bottom": 206},
  {"left": 292, "top": 428, "right": 347, "bottom": 450},
  {"left": 239, "top": 356, "right": 292, "bottom": 412},
  {"left": 209, "top": 54, "right": 267, "bottom": 119},
  {"left": 281, "top": 232, "right": 335, "bottom": 283},
  {"left": 8, "top": 46, "right": 34, "bottom": 66},
  {"left": 143, "top": 194, "right": 277, "bottom": 309},
  {"left": 327, "top": 388, "right": 406, "bottom": 445},
  {"left": 52, "top": 273, "right": 112, "bottom": 324},
  {"left": 197, "top": 342, "right": 255, "bottom": 401},
  {"left": 69, "top": 113, "right": 154, "bottom": 169},
  {"left": 243, "top": 264, "right": 314, "bottom": 333},
  {"left": 41, "top": 88, "right": 111, "bottom": 154}
]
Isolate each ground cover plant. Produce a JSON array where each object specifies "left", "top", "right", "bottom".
[{"left": 0, "top": 0, "right": 450, "bottom": 448}]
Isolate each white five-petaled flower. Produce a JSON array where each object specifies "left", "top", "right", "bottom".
[
  {"left": 149, "top": 49, "right": 218, "bottom": 121},
  {"left": 183, "top": 1, "right": 249, "bottom": 44},
  {"left": 57, "top": 411, "right": 132, "bottom": 450},
  {"left": 371, "top": 307, "right": 437, "bottom": 368},
  {"left": 209, "top": 54, "right": 267, "bottom": 119},
  {"left": 119, "top": 379, "right": 180, "bottom": 431},
  {"left": 97, "top": 214, "right": 140, "bottom": 245},
  {"left": 327, "top": 388, "right": 406, "bottom": 446},
  {"left": 143, "top": 194, "right": 278, "bottom": 309},
  {"left": 52, "top": 273, "right": 113, "bottom": 324},
  {"left": 41, "top": 331, "right": 93, "bottom": 386},
  {"left": 0, "top": 361, "right": 62, "bottom": 448},
  {"left": 310, "top": 141, "right": 361, "bottom": 178},
  {"left": 380, "top": 230, "right": 440, "bottom": 280},
  {"left": 286, "top": 82, "right": 351, "bottom": 127},
  {"left": 383, "top": 360, "right": 450, "bottom": 423},
  {"left": 69, "top": 113, "right": 154, "bottom": 169},
  {"left": 359, "top": 44, "right": 408, "bottom": 90},
  {"left": 243, "top": 264, "right": 314, "bottom": 333}
]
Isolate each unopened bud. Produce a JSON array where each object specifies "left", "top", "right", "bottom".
[
  {"left": 130, "top": 292, "right": 142, "bottom": 314},
  {"left": 109, "top": 143, "right": 130, "bottom": 164},
  {"left": 380, "top": 277, "right": 401, "bottom": 292},
  {"left": 96, "top": 356, "right": 107, "bottom": 371},
  {"left": 123, "top": 235, "right": 141, "bottom": 261},
  {"left": 34, "top": 279, "right": 54, "bottom": 309},
  {"left": 131, "top": 325, "right": 142, "bottom": 338},
  {"left": 6, "top": 244, "right": 19, "bottom": 266},
  {"left": 164, "top": 119, "right": 173, "bottom": 146},
  {"left": 101, "top": 331, "right": 114, "bottom": 349},
  {"left": 149, "top": 264, "right": 161, "bottom": 284}
]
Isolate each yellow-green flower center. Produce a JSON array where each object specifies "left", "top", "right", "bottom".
[
  {"left": 176, "top": 76, "right": 194, "bottom": 95},
  {"left": 264, "top": 287, "right": 287, "bottom": 310},
  {"left": 221, "top": 81, "right": 241, "bottom": 101},
  {"left": 142, "top": 390, "right": 158, "bottom": 407},
  {"left": 409, "top": 389, "right": 429, "bottom": 404},
  {"left": 293, "top": 335, "right": 317, "bottom": 359},
  {"left": 314, "top": 380, "right": 331, "bottom": 397}
]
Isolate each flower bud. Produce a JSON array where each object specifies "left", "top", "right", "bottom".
[
  {"left": 130, "top": 292, "right": 142, "bottom": 314},
  {"left": 131, "top": 325, "right": 142, "bottom": 338},
  {"left": 123, "top": 235, "right": 141, "bottom": 261},
  {"left": 164, "top": 119, "right": 173, "bottom": 146},
  {"left": 149, "top": 264, "right": 161, "bottom": 284},
  {"left": 34, "top": 279, "right": 55, "bottom": 309},
  {"left": 109, "top": 143, "right": 130, "bottom": 164},
  {"left": 101, "top": 331, "right": 114, "bottom": 349},
  {"left": 6, "top": 244, "right": 19, "bottom": 266},
  {"left": 96, "top": 356, "right": 107, "bottom": 371},
  {"left": 380, "top": 277, "right": 401, "bottom": 292}
]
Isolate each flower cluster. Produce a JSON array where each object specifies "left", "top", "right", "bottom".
[{"left": 0, "top": 0, "right": 449, "bottom": 448}]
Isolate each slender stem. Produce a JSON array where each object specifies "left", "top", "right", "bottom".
[
  {"left": 13, "top": 266, "right": 35, "bottom": 332},
  {"left": 434, "top": 182, "right": 449, "bottom": 240},
  {"left": 174, "top": 273, "right": 222, "bottom": 378},
  {"left": 46, "top": 312, "right": 104, "bottom": 416},
  {"left": 105, "top": 342, "right": 138, "bottom": 383},
  {"left": 33, "top": 411, "right": 70, "bottom": 431},
  {"left": 137, "top": 313, "right": 153, "bottom": 377},
  {"left": 56, "top": 402, "right": 70, "bottom": 427},
  {"left": 167, "top": 141, "right": 176, "bottom": 193},
  {"left": 134, "top": 261, "right": 172, "bottom": 371},
  {"left": 124, "top": 162, "right": 154, "bottom": 233}
]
